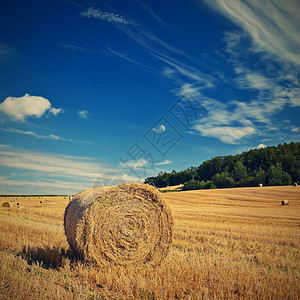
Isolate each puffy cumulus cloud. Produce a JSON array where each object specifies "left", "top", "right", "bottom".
[
  {"left": 152, "top": 124, "right": 166, "bottom": 133},
  {"left": 77, "top": 110, "right": 89, "bottom": 119},
  {"left": 258, "top": 143, "right": 267, "bottom": 149},
  {"left": 0, "top": 94, "right": 63, "bottom": 122},
  {"left": 50, "top": 107, "right": 64, "bottom": 116}
]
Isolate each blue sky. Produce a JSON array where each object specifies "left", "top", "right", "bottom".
[{"left": 0, "top": 0, "right": 299, "bottom": 194}]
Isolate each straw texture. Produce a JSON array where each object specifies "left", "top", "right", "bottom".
[{"left": 64, "top": 183, "right": 173, "bottom": 267}]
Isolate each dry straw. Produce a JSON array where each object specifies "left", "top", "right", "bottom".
[{"left": 64, "top": 183, "right": 173, "bottom": 267}]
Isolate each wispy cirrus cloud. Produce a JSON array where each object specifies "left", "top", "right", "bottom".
[
  {"left": 1, "top": 128, "right": 92, "bottom": 144},
  {"left": 84, "top": 0, "right": 299, "bottom": 145},
  {"left": 0, "top": 43, "right": 20, "bottom": 65},
  {"left": 81, "top": 7, "right": 139, "bottom": 25},
  {"left": 133, "top": 0, "right": 166, "bottom": 27},
  {"left": 194, "top": 124, "right": 255, "bottom": 144},
  {"left": 0, "top": 145, "right": 139, "bottom": 194},
  {"left": 61, "top": 43, "right": 113, "bottom": 56},
  {"left": 203, "top": 0, "right": 300, "bottom": 65},
  {"left": 114, "top": 25, "right": 214, "bottom": 87},
  {"left": 0, "top": 94, "right": 63, "bottom": 122},
  {"left": 154, "top": 160, "right": 172, "bottom": 166}
]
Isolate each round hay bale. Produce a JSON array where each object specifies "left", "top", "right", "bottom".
[
  {"left": 40, "top": 201, "right": 43, "bottom": 204},
  {"left": 64, "top": 183, "right": 173, "bottom": 268},
  {"left": 258, "top": 183, "right": 263, "bottom": 187},
  {"left": 281, "top": 200, "right": 289, "bottom": 205},
  {"left": 2, "top": 202, "right": 12, "bottom": 208},
  {"left": 16, "top": 202, "right": 20, "bottom": 206},
  {"left": 293, "top": 182, "right": 298, "bottom": 187}
]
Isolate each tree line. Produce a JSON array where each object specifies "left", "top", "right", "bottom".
[{"left": 144, "top": 141, "right": 300, "bottom": 190}]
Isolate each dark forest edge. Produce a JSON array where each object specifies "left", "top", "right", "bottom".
[{"left": 145, "top": 141, "right": 300, "bottom": 190}]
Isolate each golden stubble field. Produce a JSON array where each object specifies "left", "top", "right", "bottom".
[{"left": 0, "top": 186, "right": 299, "bottom": 299}]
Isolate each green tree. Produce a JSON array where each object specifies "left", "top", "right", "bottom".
[
  {"left": 254, "top": 167, "right": 266, "bottom": 185},
  {"left": 266, "top": 163, "right": 292, "bottom": 186},
  {"left": 212, "top": 171, "right": 235, "bottom": 188},
  {"left": 233, "top": 161, "right": 247, "bottom": 184}
]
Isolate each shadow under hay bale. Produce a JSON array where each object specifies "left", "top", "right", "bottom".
[
  {"left": 19, "top": 245, "right": 79, "bottom": 270},
  {"left": 281, "top": 200, "right": 289, "bottom": 205},
  {"left": 2, "top": 202, "right": 12, "bottom": 208},
  {"left": 64, "top": 183, "right": 174, "bottom": 268}
]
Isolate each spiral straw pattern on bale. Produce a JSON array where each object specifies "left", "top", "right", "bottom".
[{"left": 64, "top": 183, "right": 173, "bottom": 267}]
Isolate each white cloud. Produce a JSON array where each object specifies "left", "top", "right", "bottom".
[
  {"left": 287, "top": 88, "right": 300, "bottom": 107},
  {"left": 0, "top": 94, "right": 63, "bottom": 122},
  {"left": 133, "top": 0, "right": 166, "bottom": 27},
  {"left": 49, "top": 107, "right": 64, "bottom": 116},
  {"left": 62, "top": 43, "right": 113, "bottom": 56},
  {"left": 1, "top": 127, "right": 91, "bottom": 144},
  {"left": 0, "top": 43, "right": 20, "bottom": 65},
  {"left": 203, "top": 0, "right": 300, "bottom": 65},
  {"left": 152, "top": 124, "right": 166, "bottom": 134},
  {"left": 176, "top": 83, "right": 201, "bottom": 98},
  {"left": 120, "top": 158, "right": 148, "bottom": 169},
  {"left": 81, "top": 7, "right": 139, "bottom": 25},
  {"left": 0, "top": 147, "right": 101, "bottom": 179},
  {"left": 115, "top": 25, "right": 215, "bottom": 88},
  {"left": 190, "top": 92, "right": 287, "bottom": 144},
  {"left": 235, "top": 71, "right": 272, "bottom": 90},
  {"left": 77, "top": 109, "right": 89, "bottom": 119},
  {"left": 257, "top": 143, "right": 267, "bottom": 149},
  {"left": 194, "top": 124, "right": 255, "bottom": 144},
  {"left": 155, "top": 160, "right": 172, "bottom": 166}
]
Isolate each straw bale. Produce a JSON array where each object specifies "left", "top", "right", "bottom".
[
  {"left": 2, "top": 202, "right": 12, "bottom": 208},
  {"left": 64, "top": 183, "right": 173, "bottom": 267},
  {"left": 258, "top": 183, "right": 263, "bottom": 187},
  {"left": 293, "top": 182, "right": 298, "bottom": 186},
  {"left": 281, "top": 200, "right": 289, "bottom": 205}
]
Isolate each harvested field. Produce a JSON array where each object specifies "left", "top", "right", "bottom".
[{"left": 0, "top": 186, "right": 299, "bottom": 299}]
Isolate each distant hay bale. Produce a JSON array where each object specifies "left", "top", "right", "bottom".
[
  {"left": 2, "top": 202, "right": 12, "bottom": 208},
  {"left": 258, "top": 183, "right": 263, "bottom": 187},
  {"left": 281, "top": 200, "right": 289, "bottom": 205},
  {"left": 293, "top": 182, "right": 298, "bottom": 187},
  {"left": 40, "top": 201, "right": 43, "bottom": 203},
  {"left": 16, "top": 202, "right": 20, "bottom": 206},
  {"left": 64, "top": 183, "right": 173, "bottom": 268}
]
